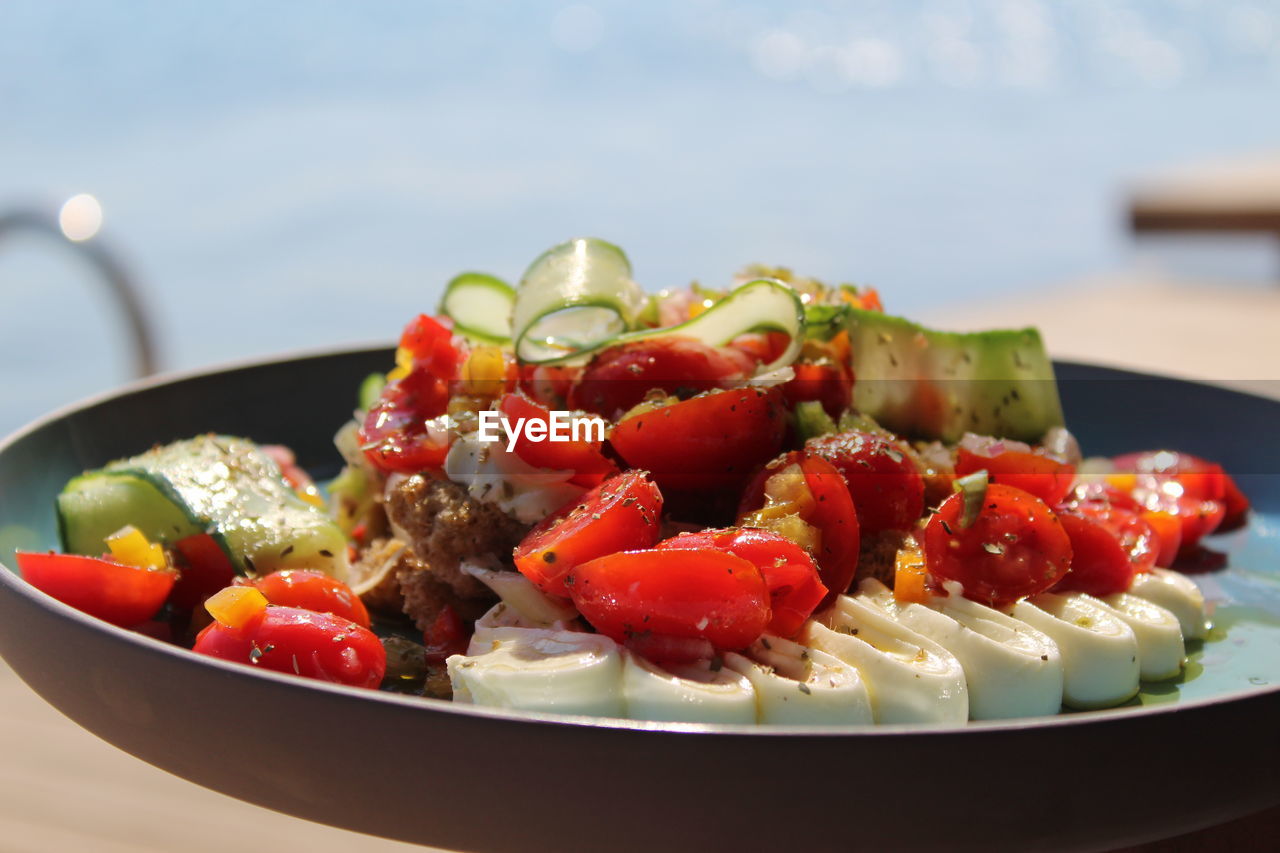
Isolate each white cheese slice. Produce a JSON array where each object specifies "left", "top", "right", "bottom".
[
  {"left": 1127, "top": 568, "right": 1210, "bottom": 641},
  {"left": 447, "top": 626, "right": 623, "bottom": 717},
  {"left": 803, "top": 595, "right": 968, "bottom": 724},
  {"left": 723, "top": 634, "right": 873, "bottom": 725},
  {"left": 1098, "top": 592, "right": 1186, "bottom": 681},
  {"left": 857, "top": 579, "right": 1063, "bottom": 721},
  {"left": 1012, "top": 592, "right": 1139, "bottom": 710},
  {"left": 621, "top": 653, "right": 756, "bottom": 724}
]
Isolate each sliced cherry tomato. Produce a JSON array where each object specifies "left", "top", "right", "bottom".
[
  {"left": 738, "top": 451, "right": 860, "bottom": 602},
  {"left": 567, "top": 548, "right": 769, "bottom": 650},
  {"left": 783, "top": 360, "right": 854, "bottom": 420},
  {"left": 610, "top": 387, "right": 786, "bottom": 493},
  {"left": 423, "top": 604, "right": 470, "bottom": 663},
  {"left": 806, "top": 430, "right": 924, "bottom": 534},
  {"left": 498, "top": 391, "right": 618, "bottom": 487},
  {"left": 1140, "top": 510, "right": 1182, "bottom": 568},
  {"left": 656, "top": 528, "right": 826, "bottom": 638},
  {"left": 955, "top": 441, "right": 1075, "bottom": 506},
  {"left": 1219, "top": 473, "right": 1251, "bottom": 532},
  {"left": 360, "top": 363, "right": 453, "bottom": 473},
  {"left": 1112, "top": 451, "right": 1226, "bottom": 501},
  {"left": 400, "top": 313, "right": 463, "bottom": 375},
  {"left": 247, "top": 569, "right": 370, "bottom": 628},
  {"left": 169, "top": 533, "right": 237, "bottom": 611},
  {"left": 513, "top": 470, "right": 664, "bottom": 596},
  {"left": 922, "top": 484, "right": 1072, "bottom": 607},
  {"left": 568, "top": 336, "right": 754, "bottom": 420},
  {"left": 193, "top": 606, "right": 385, "bottom": 688},
  {"left": 1052, "top": 512, "right": 1138, "bottom": 597},
  {"left": 16, "top": 551, "right": 176, "bottom": 627},
  {"left": 1110, "top": 451, "right": 1230, "bottom": 555},
  {"left": 1066, "top": 501, "right": 1158, "bottom": 576},
  {"left": 359, "top": 315, "right": 463, "bottom": 474}
]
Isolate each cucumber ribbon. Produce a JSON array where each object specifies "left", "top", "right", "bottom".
[{"left": 510, "top": 237, "right": 807, "bottom": 371}]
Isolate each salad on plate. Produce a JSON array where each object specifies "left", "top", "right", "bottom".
[{"left": 16, "top": 238, "right": 1252, "bottom": 725}]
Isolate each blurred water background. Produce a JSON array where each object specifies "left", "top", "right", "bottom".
[{"left": 3, "top": 0, "right": 1280, "bottom": 435}]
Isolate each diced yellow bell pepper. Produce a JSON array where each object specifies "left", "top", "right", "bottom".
[
  {"left": 386, "top": 346, "right": 414, "bottom": 382},
  {"left": 893, "top": 544, "right": 930, "bottom": 605},
  {"left": 460, "top": 345, "right": 509, "bottom": 398},
  {"left": 106, "top": 525, "right": 168, "bottom": 571},
  {"left": 205, "top": 586, "right": 268, "bottom": 629}
]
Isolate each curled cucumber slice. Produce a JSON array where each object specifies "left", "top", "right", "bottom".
[
  {"left": 439, "top": 272, "right": 517, "bottom": 344},
  {"left": 629, "top": 277, "right": 804, "bottom": 373},
  {"left": 512, "top": 238, "right": 645, "bottom": 363}
]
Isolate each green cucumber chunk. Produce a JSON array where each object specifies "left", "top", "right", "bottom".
[
  {"left": 846, "top": 308, "right": 1064, "bottom": 443},
  {"left": 57, "top": 435, "right": 349, "bottom": 582}
]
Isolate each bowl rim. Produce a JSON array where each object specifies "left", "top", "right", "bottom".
[{"left": 1, "top": 345, "right": 1275, "bottom": 739}]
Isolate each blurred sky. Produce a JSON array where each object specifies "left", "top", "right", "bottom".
[{"left": 3, "top": 0, "right": 1280, "bottom": 433}]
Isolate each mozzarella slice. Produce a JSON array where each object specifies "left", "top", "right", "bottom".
[
  {"left": 447, "top": 627, "right": 624, "bottom": 717},
  {"left": 1012, "top": 592, "right": 1140, "bottom": 710},
  {"left": 723, "top": 635, "right": 873, "bottom": 725},
  {"left": 621, "top": 653, "right": 756, "bottom": 724},
  {"left": 1098, "top": 593, "right": 1186, "bottom": 681},
  {"left": 1127, "top": 568, "right": 1210, "bottom": 641},
  {"left": 857, "top": 579, "right": 1063, "bottom": 721},
  {"left": 803, "top": 595, "right": 968, "bottom": 724},
  {"left": 443, "top": 431, "right": 586, "bottom": 524}
]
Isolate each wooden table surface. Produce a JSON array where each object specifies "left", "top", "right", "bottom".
[
  {"left": 3, "top": 271, "right": 1278, "bottom": 853},
  {"left": 1128, "top": 151, "right": 1280, "bottom": 237}
]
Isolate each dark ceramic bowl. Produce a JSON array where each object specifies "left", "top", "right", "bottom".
[{"left": 1, "top": 348, "right": 1278, "bottom": 853}]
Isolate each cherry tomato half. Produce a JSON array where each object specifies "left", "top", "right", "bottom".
[
  {"left": 806, "top": 430, "right": 924, "bottom": 534},
  {"left": 569, "top": 337, "right": 754, "bottom": 420},
  {"left": 783, "top": 360, "right": 854, "bottom": 420},
  {"left": 955, "top": 441, "right": 1074, "bottom": 506},
  {"left": 567, "top": 548, "right": 770, "bottom": 650},
  {"left": 656, "top": 528, "right": 827, "bottom": 639},
  {"left": 169, "top": 533, "right": 237, "bottom": 611},
  {"left": 738, "top": 451, "right": 861, "bottom": 602},
  {"left": 513, "top": 470, "right": 664, "bottom": 597},
  {"left": 246, "top": 569, "right": 371, "bottom": 628},
  {"left": 499, "top": 391, "right": 618, "bottom": 487},
  {"left": 923, "top": 484, "right": 1072, "bottom": 607},
  {"left": 193, "top": 606, "right": 385, "bottom": 688},
  {"left": 610, "top": 386, "right": 786, "bottom": 493},
  {"left": 17, "top": 551, "right": 176, "bottom": 627},
  {"left": 1051, "top": 512, "right": 1137, "bottom": 597}
]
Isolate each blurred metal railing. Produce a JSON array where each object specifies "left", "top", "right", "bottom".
[{"left": 0, "top": 206, "right": 157, "bottom": 378}]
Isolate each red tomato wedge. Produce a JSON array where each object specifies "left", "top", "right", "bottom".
[
  {"left": 247, "top": 569, "right": 371, "bottom": 628},
  {"left": 513, "top": 470, "right": 664, "bottom": 597},
  {"left": 498, "top": 391, "right": 617, "bottom": 487},
  {"left": 569, "top": 336, "right": 754, "bottom": 420},
  {"left": 806, "top": 430, "right": 924, "bottom": 534},
  {"left": 567, "top": 548, "right": 770, "bottom": 650},
  {"left": 193, "top": 606, "right": 385, "bottom": 688},
  {"left": 17, "top": 551, "right": 175, "bottom": 627},
  {"left": 922, "top": 484, "right": 1072, "bottom": 607},
  {"left": 954, "top": 441, "right": 1075, "bottom": 506},
  {"left": 738, "top": 451, "right": 861, "bottom": 602},
  {"left": 656, "top": 528, "right": 826, "bottom": 639},
  {"left": 610, "top": 387, "right": 786, "bottom": 493}
]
